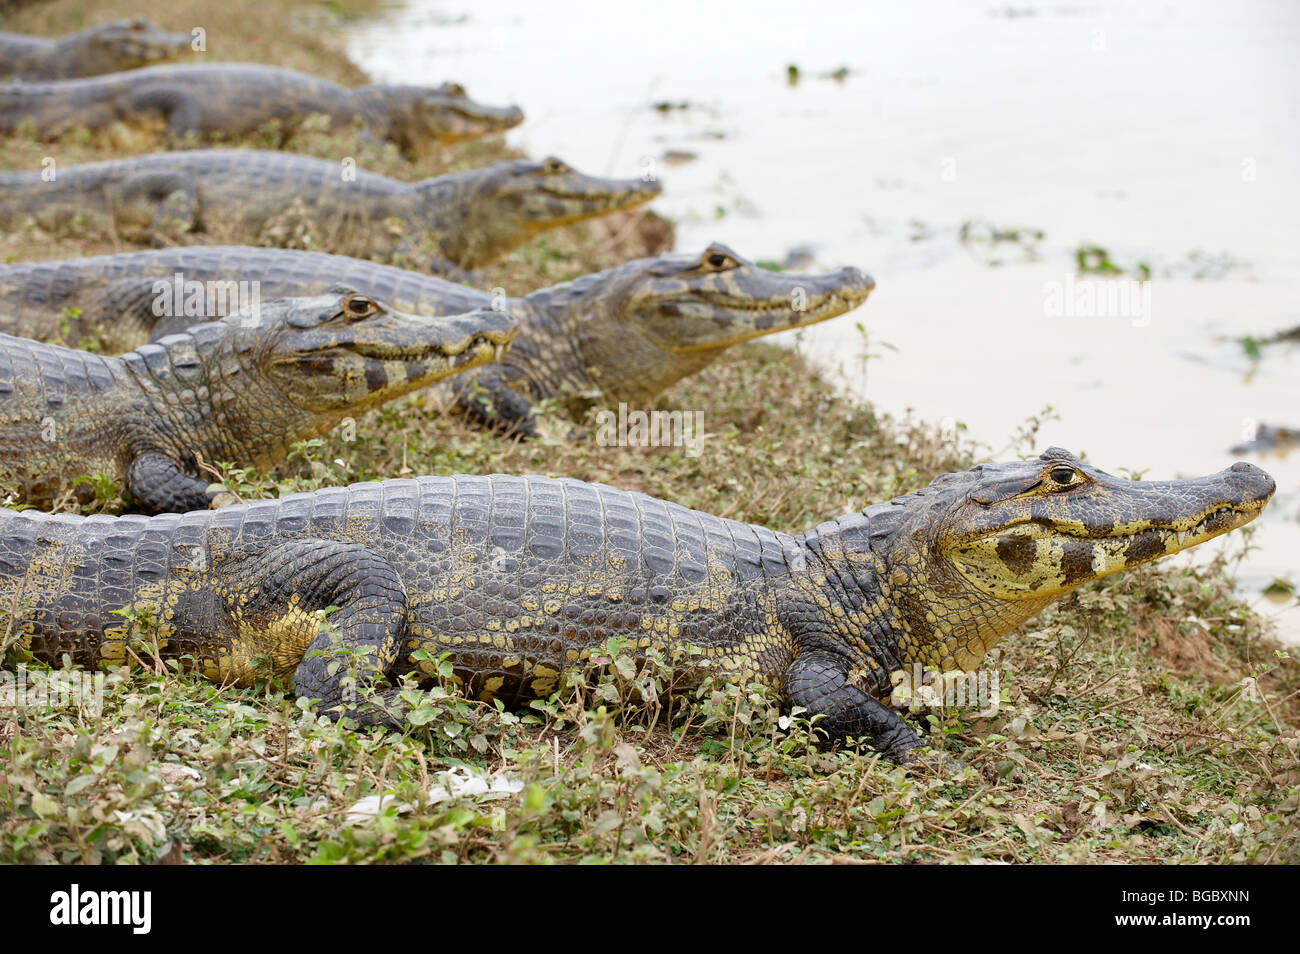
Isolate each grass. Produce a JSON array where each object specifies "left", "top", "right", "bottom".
[{"left": 0, "top": 0, "right": 1296, "bottom": 865}]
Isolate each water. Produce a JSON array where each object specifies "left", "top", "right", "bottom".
[{"left": 348, "top": 0, "right": 1300, "bottom": 642}]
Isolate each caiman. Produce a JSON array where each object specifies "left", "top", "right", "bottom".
[
  {"left": 0, "top": 243, "right": 869, "bottom": 434},
  {"left": 0, "top": 288, "right": 515, "bottom": 513},
  {"left": 0, "top": 63, "right": 523, "bottom": 154},
  {"left": 1231, "top": 424, "right": 1300, "bottom": 456},
  {"left": 0, "top": 151, "right": 660, "bottom": 271},
  {"left": 0, "top": 20, "right": 192, "bottom": 80},
  {"left": 0, "top": 451, "right": 1273, "bottom": 762}
]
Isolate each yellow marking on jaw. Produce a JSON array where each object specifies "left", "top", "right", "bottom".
[{"left": 1090, "top": 538, "right": 1134, "bottom": 575}]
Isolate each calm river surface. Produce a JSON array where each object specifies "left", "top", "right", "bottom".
[{"left": 349, "top": 0, "right": 1300, "bottom": 643}]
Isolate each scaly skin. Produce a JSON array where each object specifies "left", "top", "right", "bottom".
[
  {"left": 0, "top": 151, "right": 660, "bottom": 270},
  {"left": 0, "top": 242, "right": 871, "bottom": 433},
  {"left": 0, "top": 20, "right": 192, "bottom": 80},
  {"left": 0, "top": 63, "right": 523, "bottom": 154},
  {"left": 0, "top": 450, "right": 1274, "bottom": 761},
  {"left": 0, "top": 289, "right": 515, "bottom": 513}
]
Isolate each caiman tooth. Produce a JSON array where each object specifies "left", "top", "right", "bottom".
[
  {"left": 449, "top": 337, "right": 489, "bottom": 369},
  {"left": 494, "top": 344, "right": 506, "bottom": 361}
]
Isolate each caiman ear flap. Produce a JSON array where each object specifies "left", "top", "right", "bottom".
[{"left": 968, "top": 473, "right": 1044, "bottom": 505}]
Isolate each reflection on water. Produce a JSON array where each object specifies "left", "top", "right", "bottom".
[{"left": 349, "top": 0, "right": 1300, "bottom": 642}]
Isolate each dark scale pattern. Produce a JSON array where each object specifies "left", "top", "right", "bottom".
[
  {"left": 0, "top": 151, "right": 656, "bottom": 271},
  {"left": 0, "top": 292, "right": 514, "bottom": 512},
  {"left": 0, "top": 62, "right": 521, "bottom": 151},
  {"left": 0, "top": 243, "right": 873, "bottom": 434},
  {"left": 0, "top": 456, "right": 1275, "bottom": 762}
]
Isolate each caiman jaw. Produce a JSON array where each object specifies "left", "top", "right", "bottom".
[
  {"left": 625, "top": 243, "right": 876, "bottom": 353},
  {"left": 265, "top": 296, "right": 517, "bottom": 411},
  {"left": 348, "top": 333, "right": 509, "bottom": 369},
  {"left": 437, "top": 103, "right": 526, "bottom": 141},
  {"left": 439, "top": 332, "right": 513, "bottom": 371},
  {"left": 101, "top": 22, "right": 193, "bottom": 63},
  {"left": 665, "top": 277, "right": 876, "bottom": 352},
  {"left": 942, "top": 455, "right": 1277, "bottom": 601},
  {"left": 515, "top": 158, "right": 662, "bottom": 224}
]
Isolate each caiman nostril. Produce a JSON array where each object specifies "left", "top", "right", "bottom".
[
  {"left": 847, "top": 268, "right": 876, "bottom": 291},
  {"left": 1226, "top": 462, "right": 1275, "bottom": 498}
]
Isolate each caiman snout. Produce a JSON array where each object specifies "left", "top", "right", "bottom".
[
  {"left": 1225, "top": 461, "right": 1276, "bottom": 502},
  {"left": 836, "top": 266, "right": 876, "bottom": 298},
  {"left": 462, "top": 102, "right": 525, "bottom": 130}
]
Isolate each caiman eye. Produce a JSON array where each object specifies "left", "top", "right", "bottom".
[
  {"left": 342, "top": 295, "right": 379, "bottom": 321},
  {"left": 1049, "top": 466, "right": 1080, "bottom": 486},
  {"left": 704, "top": 252, "right": 734, "bottom": 269},
  {"left": 541, "top": 158, "right": 567, "bottom": 174},
  {"left": 444, "top": 83, "right": 466, "bottom": 97}
]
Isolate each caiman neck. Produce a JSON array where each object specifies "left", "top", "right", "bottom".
[
  {"left": 519, "top": 283, "right": 717, "bottom": 405},
  {"left": 350, "top": 86, "right": 398, "bottom": 133},
  {"left": 793, "top": 524, "right": 1056, "bottom": 677},
  {"left": 881, "top": 549, "right": 1058, "bottom": 672},
  {"left": 122, "top": 331, "right": 318, "bottom": 466}
]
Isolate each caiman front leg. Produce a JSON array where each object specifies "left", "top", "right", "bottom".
[
  {"left": 99, "top": 277, "right": 205, "bottom": 348},
  {"left": 120, "top": 84, "right": 203, "bottom": 140},
  {"left": 109, "top": 170, "right": 199, "bottom": 241},
  {"left": 453, "top": 365, "right": 539, "bottom": 438},
  {"left": 785, "top": 650, "right": 925, "bottom": 763},
  {"left": 127, "top": 452, "right": 230, "bottom": 514},
  {"left": 218, "top": 541, "right": 412, "bottom": 727}
]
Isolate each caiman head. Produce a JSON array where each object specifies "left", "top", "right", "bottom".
[
  {"left": 803, "top": 448, "right": 1276, "bottom": 674},
  {"left": 420, "top": 156, "right": 662, "bottom": 268},
  {"left": 525, "top": 242, "right": 874, "bottom": 404},
  {"left": 64, "top": 20, "right": 193, "bottom": 74},
  {"left": 234, "top": 287, "right": 517, "bottom": 416},
  {"left": 363, "top": 81, "right": 524, "bottom": 153}
]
